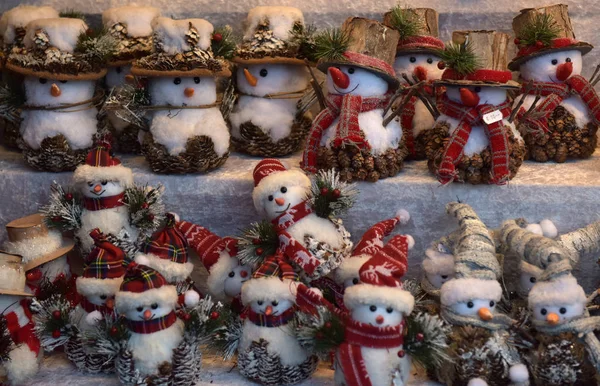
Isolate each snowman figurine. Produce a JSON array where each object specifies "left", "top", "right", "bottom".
[
  {"left": 302, "top": 17, "right": 406, "bottom": 182},
  {"left": 427, "top": 31, "right": 526, "bottom": 185},
  {"left": 509, "top": 5, "right": 600, "bottom": 163},
  {"left": 252, "top": 159, "right": 352, "bottom": 281},
  {"left": 101, "top": 5, "right": 160, "bottom": 153},
  {"left": 229, "top": 6, "right": 312, "bottom": 157},
  {"left": 130, "top": 17, "right": 231, "bottom": 174},
  {"left": 5, "top": 18, "right": 108, "bottom": 171},
  {"left": 238, "top": 255, "right": 318, "bottom": 385},
  {"left": 419, "top": 247, "right": 454, "bottom": 315},
  {"left": 383, "top": 6, "right": 445, "bottom": 160}
]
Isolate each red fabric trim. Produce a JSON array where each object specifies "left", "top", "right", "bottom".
[
  {"left": 271, "top": 200, "right": 313, "bottom": 232},
  {"left": 442, "top": 68, "right": 513, "bottom": 83},
  {"left": 246, "top": 307, "right": 296, "bottom": 327},
  {"left": 4, "top": 301, "right": 40, "bottom": 355},
  {"left": 343, "top": 51, "right": 395, "bottom": 78},
  {"left": 397, "top": 35, "right": 445, "bottom": 51},
  {"left": 80, "top": 297, "right": 114, "bottom": 315},
  {"left": 345, "top": 318, "right": 404, "bottom": 348},
  {"left": 83, "top": 193, "right": 125, "bottom": 211},
  {"left": 516, "top": 38, "right": 581, "bottom": 58},
  {"left": 339, "top": 343, "right": 371, "bottom": 386},
  {"left": 126, "top": 311, "right": 177, "bottom": 334}
]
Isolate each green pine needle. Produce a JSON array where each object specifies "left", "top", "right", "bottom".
[
  {"left": 387, "top": 6, "right": 423, "bottom": 41},
  {"left": 438, "top": 42, "right": 481, "bottom": 76},
  {"left": 517, "top": 13, "right": 561, "bottom": 47},
  {"left": 211, "top": 25, "right": 237, "bottom": 60},
  {"left": 290, "top": 23, "right": 318, "bottom": 61},
  {"left": 75, "top": 28, "right": 117, "bottom": 63},
  {"left": 313, "top": 28, "right": 351, "bottom": 62}
]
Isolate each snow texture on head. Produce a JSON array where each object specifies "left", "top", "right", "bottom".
[
  {"left": 252, "top": 168, "right": 311, "bottom": 214},
  {"left": 326, "top": 65, "right": 389, "bottom": 97},
  {"left": 0, "top": 6, "right": 58, "bottom": 45},
  {"left": 236, "top": 64, "right": 309, "bottom": 97},
  {"left": 133, "top": 252, "right": 194, "bottom": 284},
  {"left": 24, "top": 77, "right": 95, "bottom": 106},
  {"left": 152, "top": 17, "right": 213, "bottom": 55},
  {"left": 102, "top": 6, "right": 160, "bottom": 38},
  {"left": 445, "top": 85, "right": 508, "bottom": 106},
  {"left": 344, "top": 283, "right": 414, "bottom": 315},
  {"left": 244, "top": 6, "right": 304, "bottom": 41},
  {"left": 105, "top": 65, "right": 132, "bottom": 88},
  {"left": 149, "top": 76, "right": 217, "bottom": 106},
  {"left": 115, "top": 285, "right": 178, "bottom": 313},
  {"left": 394, "top": 53, "right": 444, "bottom": 83},
  {"left": 5, "top": 344, "right": 39, "bottom": 385},
  {"left": 241, "top": 276, "right": 297, "bottom": 306},
  {"left": 23, "top": 18, "right": 87, "bottom": 53},
  {"left": 519, "top": 50, "right": 582, "bottom": 83},
  {"left": 334, "top": 255, "right": 370, "bottom": 285},
  {"left": 440, "top": 277, "right": 502, "bottom": 306},
  {"left": 422, "top": 248, "right": 454, "bottom": 275},
  {"left": 528, "top": 274, "right": 586, "bottom": 309},
  {"left": 76, "top": 276, "right": 123, "bottom": 298}
]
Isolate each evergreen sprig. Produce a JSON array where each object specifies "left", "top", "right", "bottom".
[
  {"left": 293, "top": 306, "right": 344, "bottom": 358},
  {"left": 237, "top": 221, "right": 279, "bottom": 266},
  {"left": 516, "top": 13, "right": 561, "bottom": 47},
  {"left": 290, "top": 23, "right": 318, "bottom": 62},
  {"left": 207, "top": 306, "right": 243, "bottom": 361},
  {"left": 76, "top": 28, "right": 117, "bottom": 64},
  {"left": 30, "top": 295, "right": 77, "bottom": 352},
  {"left": 0, "top": 84, "right": 23, "bottom": 124},
  {"left": 41, "top": 182, "right": 83, "bottom": 232},
  {"left": 438, "top": 42, "right": 481, "bottom": 76},
  {"left": 313, "top": 28, "right": 351, "bottom": 62},
  {"left": 0, "top": 317, "right": 14, "bottom": 362},
  {"left": 83, "top": 314, "right": 129, "bottom": 358},
  {"left": 211, "top": 25, "right": 237, "bottom": 60},
  {"left": 404, "top": 312, "right": 452, "bottom": 371},
  {"left": 125, "top": 183, "right": 165, "bottom": 234},
  {"left": 310, "top": 169, "right": 358, "bottom": 218},
  {"left": 387, "top": 6, "right": 423, "bottom": 41}
]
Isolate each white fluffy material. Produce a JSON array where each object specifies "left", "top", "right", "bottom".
[
  {"left": 115, "top": 285, "right": 178, "bottom": 312},
  {"left": 39, "top": 256, "right": 70, "bottom": 282},
  {"left": 85, "top": 310, "right": 103, "bottom": 326},
  {"left": 344, "top": 284, "right": 414, "bottom": 315},
  {"left": 244, "top": 6, "right": 303, "bottom": 41},
  {"left": 516, "top": 93, "right": 591, "bottom": 128},
  {"left": 24, "top": 77, "right": 95, "bottom": 105},
  {"left": 230, "top": 96, "right": 297, "bottom": 142},
  {"left": 528, "top": 275, "right": 586, "bottom": 308},
  {"left": 5, "top": 344, "right": 39, "bottom": 385},
  {"left": 0, "top": 6, "right": 58, "bottom": 44},
  {"left": 76, "top": 276, "right": 123, "bottom": 298},
  {"left": 405, "top": 235, "right": 415, "bottom": 250},
  {"left": 334, "top": 255, "right": 369, "bottom": 284},
  {"left": 127, "top": 320, "right": 184, "bottom": 377},
  {"left": 360, "top": 345, "right": 410, "bottom": 386},
  {"left": 540, "top": 219, "right": 558, "bottom": 238},
  {"left": 152, "top": 17, "right": 213, "bottom": 54},
  {"left": 520, "top": 260, "right": 543, "bottom": 277},
  {"left": 149, "top": 76, "right": 217, "bottom": 106},
  {"left": 241, "top": 277, "right": 297, "bottom": 306},
  {"left": 73, "top": 164, "right": 134, "bottom": 186},
  {"left": 509, "top": 363, "right": 529, "bottom": 382},
  {"left": 21, "top": 109, "right": 97, "bottom": 150},
  {"left": 206, "top": 251, "right": 239, "bottom": 300},
  {"left": 252, "top": 168, "right": 310, "bottom": 211},
  {"left": 440, "top": 278, "right": 502, "bottom": 306},
  {"left": 395, "top": 209, "right": 410, "bottom": 225},
  {"left": 525, "top": 224, "right": 543, "bottom": 236},
  {"left": 76, "top": 206, "right": 137, "bottom": 253},
  {"left": 3, "top": 230, "right": 63, "bottom": 265},
  {"left": 422, "top": 248, "right": 454, "bottom": 275},
  {"left": 236, "top": 64, "right": 309, "bottom": 97},
  {"left": 240, "top": 320, "right": 308, "bottom": 366},
  {"left": 23, "top": 18, "right": 87, "bottom": 53},
  {"left": 0, "top": 265, "right": 26, "bottom": 294},
  {"left": 286, "top": 213, "right": 344, "bottom": 249},
  {"left": 467, "top": 379, "right": 488, "bottom": 386},
  {"left": 184, "top": 290, "right": 200, "bottom": 307},
  {"left": 102, "top": 6, "right": 160, "bottom": 37},
  {"left": 394, "top": 53, "right": 445, "bottom": 83},
  {"left": 134, "top": 253, "right": 193, "bottom": 284},
  {"left": 149, "top": 108, "right": 229, "bottom": 156},
  {"left": 519, "top": 50, "right": 583, "bottom": 83}
]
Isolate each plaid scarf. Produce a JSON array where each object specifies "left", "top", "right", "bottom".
[
  {"left": 338, "top": 319, "right": 405, "bottom": 386},
  {"left": 126, "top": 311, "right": 178, "bottom": 334},
  {"left": 4, "top": 299, "right": 41, "bottom": 355},
  {"left": 302, "top": 93, "right": 390, "bottom": 172},
  {"left": 83, "top": 192, "right": 125, "bottom": 211},
  {"left": 437, "top": 95, "right": 512, "bottom": 185},
  {"left": 246, "top": 307, "right": 296, "bottom": 327},
  {"left": 80, "top": 297, "right": 114, "bottom": 316},
  {"left": 400, "top": 84, "right": 435, "bottom": 157}
]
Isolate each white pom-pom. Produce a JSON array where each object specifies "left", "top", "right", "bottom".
[
  {"left": 509, "top": 363, "right": 529, "bottom": 382},
  {"left": 184, "top": 290, "right": 200, "bottom": 307},
  {"left": 168, "top": 212, "right": 180, "bottom": 222},
  {"left": 540, "top": 219, "right": 558, "bottom": 239},
  {"left": 405, "top": 235, "right": 415, "bottom": 250},
  {"left": 85, "top": 310, "right": 103, "bottom": 326},
  {"left": 395, "top": 209, "right": 410, "bottom": 225},
  {"left": 467, "top": 379, "right": 488, "bottom": 386},
  {"left": 135, "top": 254, "right": 151, "bottom": 267},
  {"left": 525, "top": 224, "right": 543, "bottom": 236}
]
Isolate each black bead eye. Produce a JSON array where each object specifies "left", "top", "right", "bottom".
[
  {"left": 352, "top": 278, "right": 359, "bottom": 285},
  {"left": 60, "top": 80, "right": 67, "bottom": 84},
  {"left": 369, "top": 305, "right": 377, "bottom": 312},
  {"left": 228, "top": 271, "right": 235, "bottom": 278},
  {"left": 272, "top": 300, "right": 279, "bottom": 306},
  {"left": 551, "top": 59, "right": 558, "bottom": 65},
  {"left": 559, "top": 307, "right": 567, "bottom": 314},
  {"left": 151, "top": 303, "right": 158, "bottom": 310},
  {"left": 566, "top": 58, "right": 572, "bottom": 63},
  {"left": 489, "top": 301, "right": 495, "bottom": 307},
  {"left": 268, "top": 195, "right": 274, "bottom": 201},
  {"left": 280, "top": 187, "right": 287, "bottom": 193},
  {"left": 136, "top": 306, "right": 143, "bottom": 312},
  {"left": 259, "top": 69, "right": 268, "bottom": 77},
  {"left": 441, "top": 275, "right": 448, "bottom": 279},
  {"left": 467, "top": 301, "right": 474, "bottom": 308},
  {"left": 116, "top": 67, "right": 122, "bottom": 74},
  {"left": 530, "top": 277, "right": 537, "bottom": 283},
  {"left": 541, "top": 308, "right": 547, "bottom": 315},
  {"left": 100, "top": 295, "right": 107, "bottom": 300},
  {"left": 386, "top": 307, "right": 393, "bottom": 314},
  {"left": 101, "top": 180, "right": 107, "bottom": 185},
  {"left": 474, "top": 86, "right": 482, "bottom": 93},
  {"left": 88, "top": 182, "right": 94, "bottom": 187},
  {"left": 194, "top": 77, "right": 201, "bottom": 84},
  {"left": 347, "top": 67, "right": 355, "bottom": 74},
  {"left": 409, "top": 57, "right": 416, "bottom": 63},
  {"left": 427, "top": 58, "right": 433, "bottom": 64},
  {"left": 173, "top": 77, "right": 181, "bottom": 85},
  {"left": 39, "top": 78, "right": 47, "bottom": 84},
  {"left": 257, "top": 300, "right": 263, "bottom": 305}
]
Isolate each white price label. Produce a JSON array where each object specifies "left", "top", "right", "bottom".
[{"left": 482, "top": 110, "right": 503, "bottom": 124}]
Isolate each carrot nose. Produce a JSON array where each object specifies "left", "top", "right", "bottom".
[
  {"left": 375, "top": 315, "right": 384, "bottom": 324},
  {"left": 105, "top": 298, "right": 114, "bottom": 309},
  {"left": 240, "top": 270, "right": 248, "bottom": 278},
  {"left": 93, "top": 184, "right": 102, "bottom": 192},
  {"left": 184, "top": 87, "right": 194, "bottom": 98},
  {"left": 143, "top": 309, "right": 152, "bottom": 320},
  {"left": 556, "top": 61, "right": 573, "bottom": 81},
  {"left": 478, "top": 307, "right": 493, "bottom": 321},
  {"left": 547, "top": 312, "right": 560, "bottom": 325},
  {"left": 275, "top": 197, "right": 286, "bottom": 206},
  {"left": 244, "top": 68, "right": 258, "bottom": 87},
  {"left": 124, "top": 74, "right": 135, "bottom": 84},
  {"left": 414, "top": 66, "right": 428, "bottom": 81},
  {"left": 328, "top": 67, "right": 350, "bottom": 89},
  {"left": 265, "top": 305, "right": 273, "bottom": 316},
  {"left": 459, "top": 87, "right": 480, "bottom": 107},
  {"left": 50, "top": 83, "right": 61, "bottom": 97}
]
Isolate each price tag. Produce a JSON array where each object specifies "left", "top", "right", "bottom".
[{"left": 482, "top": 110, "right": 503, "bottom": 124}]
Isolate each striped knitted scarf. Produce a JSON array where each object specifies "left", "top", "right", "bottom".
[
  {"left": 83, "top": 192, "right": 125, "bottom": 211},
  {"left": 302, "top": 93, "right": 390, "bottom": 172},
  {"left": 126, "top": 311, "right": 177, "bottom": 334},
  {"left": 437, "top": 95, "right": 512, "bottom": 185},
  {"left": 246, "top": 307, "right": 296, "bottom": 327},
  {"left": 441, "top": 306, "right": 515, "bottom": 331}
]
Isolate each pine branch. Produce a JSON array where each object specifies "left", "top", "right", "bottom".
[
  {"left": 387, "top": 6, "right": 423, "bottom": 41},
  {"left": 313, "top": 28, "right": 350, "bottom": 62},
  {"left": 76, "top": 28, "right": 117, "bottom": 65},
  {"left": 0, "top": 84, "right": 24, "bottom": 124},
  {"left": 237, "top": 221, "right": 279, "bottom": 266},
  {"left": 208, "top": 309, "right": 243, "bottom": 361},
  {"left": 438, "top": 42, "right": 481, "bottom": 76},
  {"left": 30, "top": 295, "right": 77, "bottom": 351},
  {"left": 404, "top": 312, "right": 452, "bottom": 371},
  {"left": 125, "top": 183, "right": 165, "bottom": 234},
  {"left": 290, "top": 23, "right": 318, "bottom": 62},
  {"left": 309, "top": 169, "right": 358, "bottom": 218},
  {"left": 83, "top": 314, "right": 129, "bottom": 359},
  {"left": 211, "top": 25, "right": 237, "bottom": 60},
  {"left": 516, "top": 13, "right": 560, "bottom": 48},
  {"left": 0, "top": 317, "right": 14, "bottom": 362},
  {"left": 292, "top": 306, "right": 344, "bottom": 358},
  {"left": 40, "top": 182, "right": 83, "bottom": 232}
]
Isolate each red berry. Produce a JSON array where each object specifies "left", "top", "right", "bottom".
[
  {"left": 52, "top": 330, "right": 61, "bottom": 339},
  {"left": 397, "top": 350, "right": 405, "bottom": 358},
  {"left": 182, "top": 313, "right": 191, "bottom": 321},
  {"left": 110, "top": 326, "right": 119, "bottom": 336},
  {"left": 52, "top": 310, "right": 61, "bottom": 320},
  {"left": 147, "top": 213, "right": 155, "bottom": 221},
  {"left": 535, "top": 40, "right": 544, "bottom": 48},
  {"left": 52, "top": 216, "right": 62, "bottom": 222},
  {"left": 416, "top": 332, "right": 424, "bottom": 342},
  {"left": 65, "top": 193, "right": 73, "bottom": 201},
  {"left": 437, "top": 61, "right": 446, "bottom": 70},
  {"left": 316, "top": 332, "right": 324, "bottom": 340},
  {"left": 324, "top": 321, "right": 332, "bottom": 329},
  {"left": 252, "top": 238, "right": 261, "bottom": 245},
  {"left": 514, "top": 38, "right": 521, "bottom": 45},
  {"left": 212, "top": 33, "right": 223, "bottom": 42},
  {"left": 210, "top": 311, "right": 220, "bottom": 320},
  {"left": 141, "top": 202, "right": 149, "bottom": 209},
  {"left": 332, "top": 189, "right": 341, "bottom": 199},
  {"left": 57, "top": 273, "right": 65, "bottom": 281},
  {"left": 320, "top": 187, "right": 329, "bottom": 196},
  {"left": 256, "top": 248, "right": 264, "bottom": 256}
]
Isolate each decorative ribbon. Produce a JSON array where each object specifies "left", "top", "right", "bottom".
[{"left": 83, "top": 193, "right": 125, "bottom": 211}]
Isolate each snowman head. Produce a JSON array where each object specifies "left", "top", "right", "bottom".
[
  {"left": 236, "top": 64, "right": 309, "bottom": 97},
  {"left": 326, "top": 65, "right": 389, "bottom": 97},
  {"left": 223, "top": 263, "right": 252, "bottom": 298},
  {"left": 394, "top": 53, "right": 444, "bottom": 84},
  {"left": 422, "top": 248, "right": 454, "bottom": 289},
  {"left": 148, "top": 76, "right": 217, "bottom": 106},
  {"left": 116, "top": 278, "right": 178, "bottom": 321},
  {"left": 518, "top": 260, "right": 543, "bottom": 297},
  {"left": 82, "top": 180, "right": 124, "bottom": 198},
  {"left": 446, "top": 85, "right": 507, "bottom": 107},
  {"left": 241, "top": 276, "right": 296, "bottom": 316},
  {"left": 73, "top": 144, "right": 134, "bottom": 195},
  {"left": 441, "top": 278, "right": 502, "bottom": 321},
  {"left": 334, "top": 255, "right": 370, "bottom": 289},
  {"left": 24, "top": 76, "right": 95, "bottom": 106},
  {"left": 350, "top": 303, "right": 404, "bottom": 327},
  {"left": 105, "top": 65, "right": 133, "bottom": 88},
  {"left": 86, "top": 293, "right": 116, "bottom": 308},
  {"left": 518, "top": 50, "right": 582, "bottom": 83},
  {"left": 529, "top": 275, "right": 586, "bottom": 325}
]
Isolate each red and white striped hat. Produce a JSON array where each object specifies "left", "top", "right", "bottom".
[{"left": 252, "top": 159, "right": 311, "bottom": 213}]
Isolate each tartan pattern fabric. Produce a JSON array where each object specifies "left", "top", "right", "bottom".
[
  {"left": 359, "top": 235, "right": 408, "bottom": 289},
  {"left": 83, "top": 229, "right": 125, "bottom": 279},
  {"left": 253, "top": 253, "right": 298, "bottom": 281},
  {"left": 253, "top": 159, "right": 287, "bottom": 187},
  {"left": 4, "top": 299, "right": 41, "bottom": 355},
  {"left": 400, "top": 95, "right": 418, "bottom": 156},
  {"left": 352, "top": 216, "right": 401, "bottom": 257},
  {"left": 437, "top": 95, "right": 513, "bottom": 185},
  {"left": 121, "top": 263, "right": 167, "bottom": 293},
  {"left": 302, "top": 93, "right": 390, "bottom": 172},
  {"left": 85, "top": 144, "right": 121, "bottom": 168},
  {"left": 141, "top": 214, "right": 189, "bottom": 264},
  {"left": 246, "top": 307, "right": 296, "bottom": 327},
  {"left": 515, "top": 38, "right": 581, "bottom": 59},
  {"left": 176, "top": 220, "right": 238, "bottom": 271},
  {"left": 80, "top": 297, "right": 114, "bottom": 315},
  {"left": 343, "top": 51, "right": 395, "bottom": 79},
  {"left": 83, "top": 192, "right": 125, "bottom": 211},
  {"left": 126, "top": 310, "right": 177, "bottom": 334}
]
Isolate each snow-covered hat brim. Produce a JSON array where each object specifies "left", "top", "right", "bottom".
[
  {"left": 3, "top": 230, "right": 74, "bottom": 272},
  {"left": 134, "top": 253, "right": 194, "bottom": 284},
  {"left": 334, "top": 255, "right": 369, "bottom": 285},
  {"left": 115, "top": 285, "right": 178, "bottom": 312},
  {"left": 5, "top": 63, "right": 107, "bottom": 81},
  {"left": 206, "top": 251, "right": 239, "bottom": 300},
  {"left": 76, "top": 276, "right": 123, "bottom": 298},
  {"left": 130, "top": 65, "right": 231, "bottom": 78},
  {"left": 252, "top": 169, "right": 311, "bottom": 212},
  {"left": 422, "top": 249, "right": 454, "bottom": 275},
  {"left": 440, "top": 277, "right": 502, "bottom": 306},
  {"left": 344, "top": 283, "right": 414, "bottom": 315},
  {"left": 528, "top": 275, "right": 586, "bottom": 308},
  {"left": 241, "top": 276, "right": 297, "bottom": 306},
  {"left": 73, "top": 164, "right": 134, "bottom": 186}
]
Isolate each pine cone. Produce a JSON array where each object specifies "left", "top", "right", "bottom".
[
  {"left": 338, "top": 152, "right": 351, "bottom": 168},
  {"left": 364, "top": 155, "right": 375, "bottom": 171},
  {"left": 367, "top": 171, "right": 380, "bottom": 182},
  {"left": 355, "top": 168, "right": 367, "bottom": 181},
  {"left": 470, "top": 154, "right": 484, "bottom": 169},
  {"left": 351, "top": 153, "right": 364, "bottom": 169},
  {"left": 555, "top": 144, "right": 568, "bottom": 163}
]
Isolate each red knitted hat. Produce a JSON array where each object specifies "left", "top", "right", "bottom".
[
  {"left": 396, "top": 35, "right": 445, "bottom": 54},
  {"left": 73, "top": 142, "right": 134, "bottom": 186},
  {"left": 441, "top": 68, "right": 513, "bottom": 84},
  {"left": 253, "top": 159, "right": 287, "bottom": 187}
]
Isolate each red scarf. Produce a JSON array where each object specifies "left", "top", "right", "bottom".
[
  {"left": 4, "top": 299, "right": 41, "bottom": 355},
  {"left": 272, "top": 200, "right": 321, "bottom": 276},
  {"left": 302, "top": 93, "right": 390, "bottom": 172},
  {"left": 83, "top": 192, "right": 125, "bottom": 211},
  {"left": 400, "top": 84, "right": 436, "bottom": 157},
  {"left": 437, "top": 95, "right": 512, "bottom": 185},
  {"left": 339, "top": 320, "right": 405, "bottom": 386},
  {"left": 80, "top": 297, "right": 114, "bottom": 316},
  {"left": 246, "top": 307, "right": 296, "bottom": 327},
  {"left": 520, "top": 76, "right": 600, "bottom": 131},
  {"left": 126, "top": 311, "right": 177, "bottom": 334}
]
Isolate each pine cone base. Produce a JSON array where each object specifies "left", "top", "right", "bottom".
[
  {"left": 404, "top": 128, "right": 436, "bottom": 161},
  {"left": 101, "top": 114, "right": 142, "bottom": 154},
  {"left": 19, "top": 135, "right": 90, "bottom": 171},
  {"left": 1, "top": 118, "right": 20, "bottom": 149}
]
